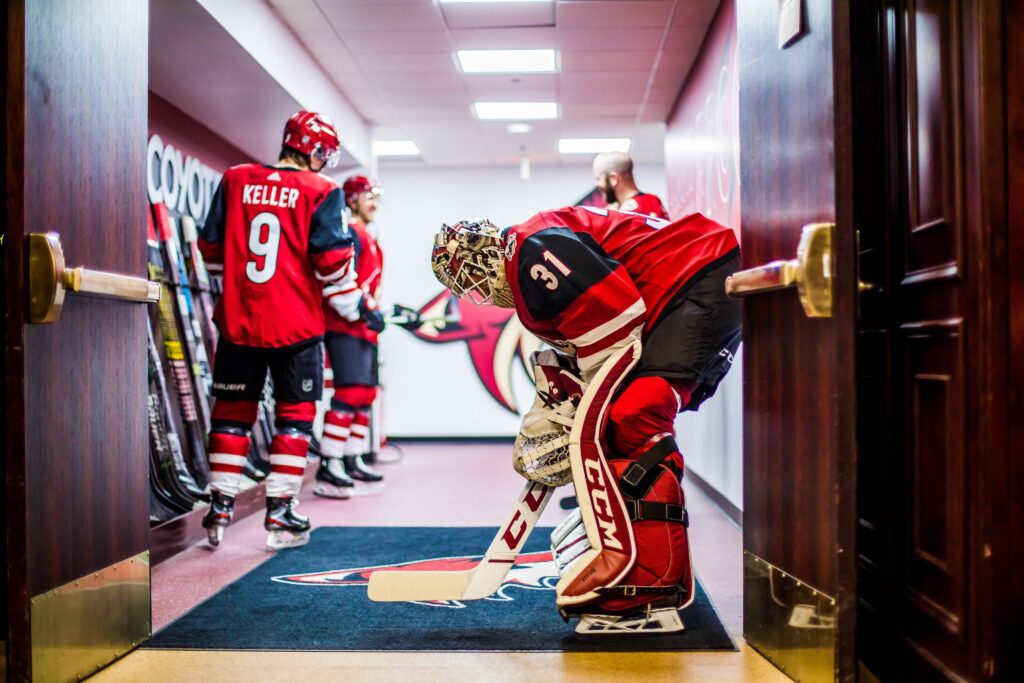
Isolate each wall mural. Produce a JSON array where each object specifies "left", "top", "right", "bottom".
[
  {"left": 664, "top": 0, "right": 740, "bottom": 233},
  {"left": 401, "top": 291, "right": 540, "bottom": 415}
]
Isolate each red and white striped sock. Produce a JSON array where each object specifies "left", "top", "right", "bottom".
[
  {"left": 265, "top": 431, "right": 310, "bottom": 499},
  {"left": 344, "top": 409, "right": 371, "bottom": 456},
  {"left": 208, "top": 431, "right": 250, "bottom": 498},
  {"left": 321, "top": 409, "right": 353, "bottom": 458}
]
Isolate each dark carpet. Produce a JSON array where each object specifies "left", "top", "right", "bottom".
[{"left": 146, "top": 526, "right": 736, "bottom": 652}]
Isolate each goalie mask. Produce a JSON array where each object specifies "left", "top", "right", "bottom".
[{"left": 431, "top": 220, "right": 515, "bottom": 308}]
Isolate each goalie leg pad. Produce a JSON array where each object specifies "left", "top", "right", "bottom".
[
  {"left": 555, "top": 342, "right": 641, "bottom": 608},
  {"left": 555, "top": 430, "right": 693, "bottom": 616},
  {"left": 596, "top": 444, "right": 692, "bottom": 614},
  {"left": 607, "top": 375, "right": 689, "bottom": 454}
]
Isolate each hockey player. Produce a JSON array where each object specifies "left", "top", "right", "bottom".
[
  {"left": 431, "top": 206, "right": 740, "bottom": 633},
  {"left": 198, "top": 111, "right": 362, "bottom": 550},
  {"left": 592, "top": 151, "right": 669, "bottom": 219},
  {"left": 315, "top": 175, "right": 388, "bottom": 498}
]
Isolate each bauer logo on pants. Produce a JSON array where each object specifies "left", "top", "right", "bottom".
[{"left": 271, "top": 550, "right": 557, "bottom": 608}]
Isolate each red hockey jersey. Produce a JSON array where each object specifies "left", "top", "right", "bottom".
[
  {"left": 199, "top": 163, "right": 355, "bottom": 348},
  {"left": 504, "top": 206, "right": 738, "bottom": 377},
  {"left": 324, "top": 218, "right": 384, "bottom": 343},
  {"left": 618, "top": 192, "right": 668, "bottom": 220}
]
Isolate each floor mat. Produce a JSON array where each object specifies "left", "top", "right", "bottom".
[{"left": 146, "top": 526, "right": 736, "bottom": 652}]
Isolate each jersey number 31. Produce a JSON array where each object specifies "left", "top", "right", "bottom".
[{"left": 246, "top": 212, "right": 281, "bottom": 284}]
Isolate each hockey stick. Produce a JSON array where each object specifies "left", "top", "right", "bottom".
[
  {"left": 383, "top": 313, "right": 460, "bottom": 328},
  {"left": 148, "top": 326, "right": 208, "bottom": 501},
  {"left": 368, "top": 481, "right": 554, "bottom": 602}
]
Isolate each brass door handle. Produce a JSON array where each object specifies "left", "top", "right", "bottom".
[
  {"left": 725, "top": 222, "right": 833, "bottom": 318},
  {"left": 27, "top": 232, "right": 161, "bottom": 324}
]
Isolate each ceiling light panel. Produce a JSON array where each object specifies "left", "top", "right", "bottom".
[
  {"left": 457, "top": 49, "right": 556, "bottom": 73},
  {"left": 558, "top": 138, "right": 632, "bottom": 154},
  {"left": 440, "top": 0, "right": 551, "bottom": 4},
  {"left": 473, "top": 102, "right": 558, "bottom": 120},
  {"left": 373, "top": 140, "right": 421, "bottom": 156}
]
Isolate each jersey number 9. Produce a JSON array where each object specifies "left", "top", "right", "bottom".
[{"left": 246, "top": 212, "right": 281, "bottom": 284}]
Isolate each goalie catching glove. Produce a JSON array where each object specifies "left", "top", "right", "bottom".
[{"left": 512, "top": 350, "right": 585, "bottom": 487}]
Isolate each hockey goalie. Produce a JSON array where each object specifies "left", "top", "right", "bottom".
[{"left": 430, "top": 205, "right": 741, "bottom": 634}]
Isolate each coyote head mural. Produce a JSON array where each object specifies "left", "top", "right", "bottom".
[{"left": 400, "top": 291, "right": 541, "bottom": 414}]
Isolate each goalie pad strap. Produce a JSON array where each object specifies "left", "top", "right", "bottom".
[
  {"left": 625, "top": 500, "right": 689, "bottom": 526},
  {"left": 595, "top": 584, "right": 685, "bottom": 598},
  {"left": 619, "top": 435, "right": 680, "bottom": 499}
]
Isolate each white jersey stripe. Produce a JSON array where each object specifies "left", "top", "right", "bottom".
[
  {"left": 576, "top": 323, "right": 644, "bottom": 381},
  {"left": 316, "top": 262, "right": 352, "bottom": 282},
  {"left": 324, "top": 283, "right": 358, "bottom": 297},
  {"left": 566, "top": 297, "right": 646, "bottom": 349}
]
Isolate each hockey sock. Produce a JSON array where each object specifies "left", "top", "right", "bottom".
[
  {"left": 266, "top": 428, "right": 311, "bottom": 499},
  {"left": 265, "top": 401, "right": 316, "bottom": 499},
  {"left": 208, "top": 399, "right": 259, "bottom": 497},
  {"left": 208, "top": 429, "right": 251, "bottom": 497},
  {"left": 321, "top": 409, "right": 354, "bottom": 458},
  {"left": 344, "top": 409, "right": 372, "bottom": 456}
]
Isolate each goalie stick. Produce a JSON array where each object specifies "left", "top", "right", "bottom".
[{"left": 368, "top": 481, "right": 554, "bottom": 602}]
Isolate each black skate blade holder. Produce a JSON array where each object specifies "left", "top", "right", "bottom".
[{"left": 27, "top": 232, "right": 161, "bottom": 324}]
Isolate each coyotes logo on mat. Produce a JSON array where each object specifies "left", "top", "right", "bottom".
[{"left": 272, "top": 550, "right": 557, "bottom": 608}]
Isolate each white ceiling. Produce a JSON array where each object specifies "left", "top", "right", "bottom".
[{"left": 267, "top": 0, "right": 720, "bottom": 168}]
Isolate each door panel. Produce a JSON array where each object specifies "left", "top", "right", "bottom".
[
  {"left": 736, "top": 0, "right": 858, "bottom": 679},
  {"left": 4, "top": 1, "right": 150, "bottom": 679},
  {"left": 856, "top": 0, "right": 1006, "bottom": 679}
]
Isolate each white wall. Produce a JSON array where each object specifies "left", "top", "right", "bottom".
[
  {"left": 674, "top": 347, "right": 743, "bottom": 511},
  {"left": 374, "top": 163, "right": 666, "bottom": 437}
]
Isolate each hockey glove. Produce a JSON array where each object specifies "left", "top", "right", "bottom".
[
  {"left": 512, "top": 350, "right": 585, "bottom": 487},
  {"left": 359, "top": 296, "right": 386, "bottom": 332},
  {"left": 390, "top": 303, "right": 422, "bottom": 330}
]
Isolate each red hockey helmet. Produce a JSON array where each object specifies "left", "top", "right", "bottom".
[
  {"left": 342, "top": 175, "right": 382, "bottom": 202},
  {"left": 282, "top": 111, "right": 341, "bottom": 168}
]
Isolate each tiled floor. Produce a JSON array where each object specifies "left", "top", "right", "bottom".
[{"left": 94, "top": 442, "right": 786, "bottom": 682}]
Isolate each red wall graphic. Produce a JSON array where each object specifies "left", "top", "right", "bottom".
[
  {"left": 404, "top": 291, "right": 539, "bottom": 414},
  {"left": 664, "top": 0, "right": 740, "bottom": 235}
]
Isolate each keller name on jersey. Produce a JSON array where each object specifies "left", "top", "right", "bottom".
[{"left": 243, "top": 184, "right": 300, "bottom": 209}]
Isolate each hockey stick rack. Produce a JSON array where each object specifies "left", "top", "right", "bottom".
[{"left": 146, "top": 201, "right": 284, "bottom": 560}]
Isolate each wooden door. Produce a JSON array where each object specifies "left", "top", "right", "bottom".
[
  {"left": 855, "top": 0, "right": 1009, "bottom": 679},
  {"left": 4, "top": 1, "right": 151, "bottom": 680},
  {"left": 736, "top": 1, "right": 859, "bottom": 680}
]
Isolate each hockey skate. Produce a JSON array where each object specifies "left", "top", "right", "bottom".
[
  {"left": 342, "top": 454, "right": 385, "bottom": 495},
  {"left": 313, "top": 456, "right": 354, "bottom": 499},
  {"left": 201, "top": 491, "right": 235, "bottom": 547},
  {"left": 574, "top": 605, "right": 685, "bottom": 636},
  {"left": 265, "top": 496, "right": 311, "bottom": 550}
]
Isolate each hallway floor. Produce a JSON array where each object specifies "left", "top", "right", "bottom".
[{"left": 93, "top": 443, "right": 786, "bottom": 682}]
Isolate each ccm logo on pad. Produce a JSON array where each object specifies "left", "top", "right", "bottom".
[{"left": 583, "top": 459, "right": 624, "bottom": 551}]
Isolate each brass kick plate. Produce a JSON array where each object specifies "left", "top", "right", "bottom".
[
  {"left": 31, "top": 551, "right": 151, "bottom": 681},
  {"left": 744, "top": 551, "right": 836, "bottom": 681}
]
